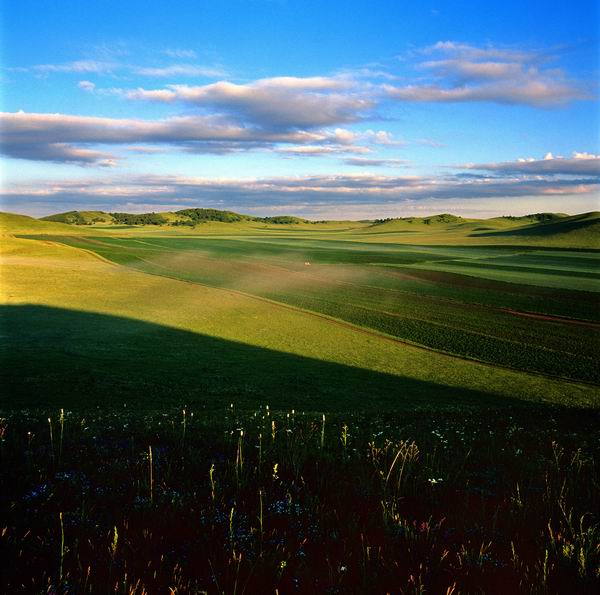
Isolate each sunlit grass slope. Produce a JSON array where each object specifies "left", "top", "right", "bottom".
[
  {"left": 34, "top": 233, "right": 600, "bottom": 383},
  {"left": 1, "top": 228, "right": 597, "bottom": 410},
  {"left": 0, "top": 212, "right": 83, "bottom": 235},
  {"left": 31, "top": 208, "right": 600, "bottom": 248},
  {"left": 353, "top": 212, "right": 600, "bottom": 248}
]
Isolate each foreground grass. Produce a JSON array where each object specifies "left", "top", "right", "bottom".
[{"left": 0, "top": 406, "right": 598, "bottom": 593}]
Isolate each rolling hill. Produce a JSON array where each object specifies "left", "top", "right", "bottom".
[
  {"left": 0, "top": 212, "right": 81, "bottom": 234},
  {"left": 16, "top": 208, "right": 600, "bottom": 249},
  {"left": 475, "top": 211, "right": 600, "bottom": 245},
  {"left": 41, "top": 208, "right": 312, "bottom": 227}
]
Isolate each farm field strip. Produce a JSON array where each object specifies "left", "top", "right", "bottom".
[
  {"left": 24, "top": 233, "right": 600, "bottom": 384},
  {"left": 6, "top": 233, "right": 599, "bottom": 412},
  {"left": 402, "top": 261, "right": 600, "bottom": 292},
  {"left": 434, "top": 256, "right": 600, "bottom": 276}
]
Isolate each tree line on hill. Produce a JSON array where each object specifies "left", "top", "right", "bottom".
[{"left": 44, "top": 208, "right": 311, "bottom": 226}]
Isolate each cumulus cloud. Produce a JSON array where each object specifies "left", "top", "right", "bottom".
[
  {"left": 0, "top": 111, "right": 370, "bottom": 165},
  {"left": 126, "top": 76, "right": 374, "bottom": 130},
  {"left": 5, "top": 169, "right": 597, "bottom": 215},
  {"left": 361, "top": 130, "right": 406, "bottom": 146},
  {"left": 387, "top": 42, "right": 587, "bottom": 106},
  {"left": 463, "top": 152, "right": 600, "bottom": 176},
  {"left": 1, "top": 139, "right": 117, "bottom": 167}
]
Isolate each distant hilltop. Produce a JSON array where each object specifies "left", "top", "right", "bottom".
[
  {"left": 372, "top": 212, "right": 569, "bottom": 226},
  {"left": 1, "top": 209, "right": 598, "bottom": 249},
  {"left": 41, "top": 208, "right": 311, "bottom": 226},
  {"left": 41, "top": 208, "right": 577, "bottom": 227}
]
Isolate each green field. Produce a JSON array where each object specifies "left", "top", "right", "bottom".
[
  {"left": 23, "top": 230, "right": 600, "bottom": 386},
  {"left": 2, "top": 210, "right": 599, "bottom": 409}
]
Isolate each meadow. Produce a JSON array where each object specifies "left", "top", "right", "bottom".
[{"left": 1, "top": 210, "right": 599, "bottom": 593}]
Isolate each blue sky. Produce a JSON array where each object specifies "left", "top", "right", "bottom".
[{"left": 1, "top": 0, "right": 598, "bottom": 218}]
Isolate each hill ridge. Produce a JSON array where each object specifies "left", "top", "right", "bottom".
[{"left": 39, "top": 208, "right": 586, "bottom": 227}]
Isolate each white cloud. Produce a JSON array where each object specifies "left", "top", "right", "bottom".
[
  {"left": 361, "top": 130, "right": 405, "bottom": 146},
  {"left": 388, "top": 42, "right": 587, "bottom": 107},
  {"left": 343, "top": 157, "right": 409, "bottom": 167},
  {"left": 421, "top": 41, "right": 540, "bottom": 63},
  {"left": 573, "top": 152, "right": 600, "bottom": 160},
  {"left": 5, "top": 170, "right": 597, "bottom": 215},
  {"left": 277, "top": 145, "right": 370, "bottom": 157},
  {"left": 463, "top": 152, "right": 600, "bottom": 176},
  {"left": 0, "top": 111, "right": 373, "bottom": 165},
  {"left": 30, "top": 60, "right": 117, "bottom": 74},
  {"left": 126, "top": 76, "right": 374, "bottom": 130},
  {"left": 133, "top": 64, "right": 226, "bottom": 78},
  {"left": 13, "top": 54, "right": 223, "bottom": 80},
  {"left": 126, "top": 88, "right": 177, "bottom": 102},
  {"left": 78, "top": 80, "right": 96, "bottom": 92},
  {"left": 163, "top": 48, "right": 198, "bottom": 59}
]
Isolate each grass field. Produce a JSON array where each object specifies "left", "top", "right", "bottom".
[
  {"left": 24, "top": 230, "right": 600, "bottom": 386},
  {"left": 1, "top": 210, "right": 599, "bottom": 593}
]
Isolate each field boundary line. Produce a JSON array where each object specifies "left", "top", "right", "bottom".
[
  {"left": 112, "top": 253, "right": 600, "bottom": 390},
  {"left": 42, "top": 236, "right": 122, "bottom": 268},
  {"left": 33, "top": 236, "right": 600, "bottom": 391}
]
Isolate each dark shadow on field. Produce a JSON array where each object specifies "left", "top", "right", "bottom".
[
  {"left": 0, "top": 305, "right": 559, "bottom": 412},
  {"left": 474, "top": 213, "right": 599, "bottom": 239}
]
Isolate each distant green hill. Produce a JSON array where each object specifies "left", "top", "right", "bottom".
[
  {"left": 173, "top": 208, "right": 257, "bottom": 224},
  {"left": 262, "top": 215, "right": 308, "bottom": 224},
  {"left": 372, "top": 213, "right": 464, "bottom": 226},
  {"left": 494, "top": 213, "right": 569, "bottom": 223},
  {"left": 29, "top": 209, "right": 600, "bottom": 248},
  {"left": 42, "top": 210, "right": 115, "bottom": 225},
  {"left": 1, "top": 212, "right": 80, "bottom": 234},
  {"left": 40, "top": 209, "right": 585, "bottom": 231},
  {"left": 475, "top": 212, "right": 600, "bottom": 245},
  {"left": 41, "top": 208, "right": 310, "bottom": 227}
]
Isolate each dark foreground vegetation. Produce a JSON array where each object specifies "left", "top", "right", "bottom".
[{"left": 1, "top": 406, "right": 598, "bottom": 594}]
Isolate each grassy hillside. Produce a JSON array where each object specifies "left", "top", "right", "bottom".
[
  {"left": 0, "top": 212, "right": 81, "bottom": 235},
  {"left": 1, "top": 220, "right": 597, "bottom": 409},
  {"left": 354, "top": 212, "right": 600, "bottom": 248},
  {"left": 371, "top": 213, "right": 465, "bottom": 227},
  {"left": 493, "top": 212, "right": 569, "bottom": 223},
  {"left": 43, "top": 208, "right": 313, "bottom": 228},
  {"left": 477, "top": 211, "right": 600, "bottom": 243},
  {"left": 41, "top": 210, "right": 115, "bottom": 225},
  {"left": 35, "top": 209, "right": 600, "bottom": 248}
]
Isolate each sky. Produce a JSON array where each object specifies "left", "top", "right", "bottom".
[{"left": 1, "top": 0, "right": 599, "bottom": 219}]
